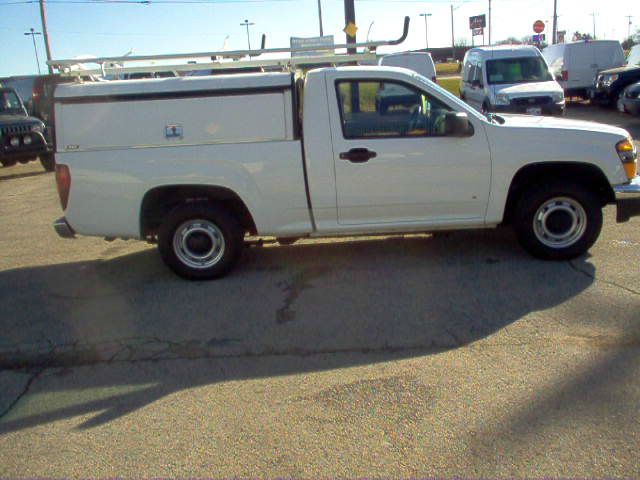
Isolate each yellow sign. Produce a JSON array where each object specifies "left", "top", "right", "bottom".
[{"left": 343, "top": 22, "right": 358, "bottom": 38}]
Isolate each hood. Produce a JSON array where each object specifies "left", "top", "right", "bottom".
[
  {"left": 496, "top": 114, "right": 629, "bottom": 138},
  {"left": 494, "top": 81, "right": 563, "bottom": 97},
  {"left": 0, "top": 114, "right": 43, "bottom": 127},
  {"left": 599, "top": 65, "right": 640, "bottom": 75}
]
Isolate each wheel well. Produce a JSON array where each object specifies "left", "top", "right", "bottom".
[
  {"left": 502, "top": 162, "right": 615, "bottom": 225},
  {"left": 140, "top": 185, "right": 257, "bottom": 239}
]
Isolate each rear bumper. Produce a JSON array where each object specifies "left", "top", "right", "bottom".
[
  {"left": 614, "top": 176, "right": 640, "bottom": 223},
  {"left": 53, "top": 217, "right": 75, "bottom": 239}
]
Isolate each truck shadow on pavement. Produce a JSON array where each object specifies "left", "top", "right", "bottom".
[{"left": 0, "top": 229, "right": 598, "bottom": 432}]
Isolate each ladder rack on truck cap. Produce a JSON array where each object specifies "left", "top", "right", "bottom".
[{"left": 48, "top": 17, "right": 410, "bottom": 78}]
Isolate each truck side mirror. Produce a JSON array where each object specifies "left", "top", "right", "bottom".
[{"left": 445, "top": 112, "right": 474, "bottom": 137}]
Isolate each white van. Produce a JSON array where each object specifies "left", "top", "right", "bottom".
[
  {"left": 379, "top": 52, "right": 437, "bottom": 82},
  {"left": 459, "top": 45, "right": 565, "bottom": 116},
  {"left": 542, "top": 40, "right": 625, "bottom": 97}
]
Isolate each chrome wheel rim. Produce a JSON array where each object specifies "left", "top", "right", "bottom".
[
  {"left": 533, "top": 197, "right": 587, "bottom": 249},
  {"left": 173, "top": 219, "right": 225, "bottom": 269}
]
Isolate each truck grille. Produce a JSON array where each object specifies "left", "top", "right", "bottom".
[
  {"left": 511, "top": 96, "right": 552, "bottom": 106},
  {"left": 1, "top": 124, "right": 32, "bottom": 136}
]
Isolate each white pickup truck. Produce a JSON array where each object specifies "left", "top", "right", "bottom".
[{"left": 52, "top": 65, "right": 640, "bottom": 279}]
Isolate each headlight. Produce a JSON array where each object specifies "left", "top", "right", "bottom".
[
  {"left": 494, "top": 93, "right": 510, "bottom": 106},
  {"left": 616, "top": 138, "right": 638, "bottom": 180},
  {"left": 10, "top": 137, "right": 20, "bottom": 147},
  {"left": 603, "top": 74, "right": 619, "bottom": 86},
  {"left": 552, "top": 92, "right": 565, "bottom": 103},
  {"left": 31, "top": 124, "right": 43, "bottom": 133},
  {"left": 23, "top": 135, "right": 32, "bottom": 145}
]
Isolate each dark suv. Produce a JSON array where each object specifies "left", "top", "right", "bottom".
[
  {"left": 0, "top": 87, "right": 54, "bottom": 171},
  {"left": 592, "top": 45, "right": 640, "bottom": 109}
]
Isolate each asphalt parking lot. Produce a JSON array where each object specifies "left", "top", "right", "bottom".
[{"left": 0, "top": 104, "right": 639, "bottom": 477}]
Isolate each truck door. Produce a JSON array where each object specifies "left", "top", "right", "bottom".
[{"left": 327, "top": 75, "right": 492, "bottom": 227}]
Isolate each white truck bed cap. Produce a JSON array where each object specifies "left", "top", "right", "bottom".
[{"left": 54, "top": 71, "right": 293, "bottom": 99}]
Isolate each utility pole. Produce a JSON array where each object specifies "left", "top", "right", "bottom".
[
  {"left": 317, "top": 0, "right": 324, "bottom": 36},
  {"left": 488, "top": 0, "right": 491, "bottom": 45},
  {"left": 451, "top": 4, "right": 455, "bottom": 61},
  {"left": 38, "top": 0, "right": 53, "bottom": 74},
  {"left": 24, "top": 28, "right": 42, "bottom": 75},
  {"left": 419, "top": 13, "right": 432, "bottom": 49},
  {"left": 343, "top": 0, "right": 358, "bottom": 112},
  {"left": 344, "top": 0, "right": 356, "bottom": 54},
  {"left": 552, "top": 0, "right": 558, "bottom": 44},
  {"left": 240, "top": 19, "right": 254, "bottom": 52},
  {"left": 366, "top": 21, "right": 374, "bottom": 42},
  {"left": 626, "top": 15, "right": 633, "bottom": 39},
  {"left": 590, "top": 12, "right": 596, "bottom": 39}
]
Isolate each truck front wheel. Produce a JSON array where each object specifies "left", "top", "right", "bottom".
[
  {"left": 158, "top": 202, "right": 244, "bottom": 280},
  {"left": 514, "top": 182, "right": 603, "bottom": 260},
  {"left": 40, "top": 154, "right": 56, "bottom": 172}
]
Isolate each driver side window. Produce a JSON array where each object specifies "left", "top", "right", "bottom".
[{"left": 336, "top": 80, "right": 453, "bottom": 139}]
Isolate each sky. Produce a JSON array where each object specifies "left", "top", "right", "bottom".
[{"left": 1, "top": 0, "right": 639, "bottom": 77}]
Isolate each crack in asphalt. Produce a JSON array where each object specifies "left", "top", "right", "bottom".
[
  {"left": 0, "top": 367, "right": 44, "bottom": 421},
  {"left": 567, "top": 260, "right": 640, "bottom": 296}
]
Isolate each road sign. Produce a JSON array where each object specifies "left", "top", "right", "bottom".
[
  {"left": 533, "top": 20, "right": 545, "bottom": 34},
  {"left": 343, "top": 22, "right": 358, "bottom": 38},
  {"left": 469, "top": 15, "right": 486, "bottom": 30},
  {"left": 472, "top": 28, "right": 484, "bottom": 37},
  {"left": 290, "top": 36, "right": 335, "bottom": 58}
]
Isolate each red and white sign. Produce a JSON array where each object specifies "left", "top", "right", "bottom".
[{"left": 533, "top": 20, "right": 545, "bottom": 34}]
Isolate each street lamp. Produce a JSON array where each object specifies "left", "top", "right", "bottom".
[
  {"left": 240, "top": 19, "right": 255, "bottom": 52},
  {"left": 419, "top": 13, "right": 432, "bottom": 49},
  {"left": 366, "top": 21, "right": 375, "bottom": 42},
  {"left": 24, "top": 28, "right": 42, "bottom": 75}
]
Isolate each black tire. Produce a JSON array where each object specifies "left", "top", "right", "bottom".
[
  {"left": 40, "top": 154, "right": 55, "bottom": 172},
  {"left": 158, "top": 202, "right": 244, "bottom": 280},
  {"left": 514, "top": 182, "right": 603, "bottom": 260},
  {"left": 0, "top": 159, "right": 17, "bottom": 168}
]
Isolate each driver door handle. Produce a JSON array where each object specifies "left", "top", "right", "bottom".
[{"left": 339, "top": 148, "right": 377, "bottom": 163}]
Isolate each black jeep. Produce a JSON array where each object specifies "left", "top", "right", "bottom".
[
  {"left": 591, "top": 45, "right": 640, "bottom": 110},
  {"left": 0, "top": 87, "right": 54, "bottom": 171}
]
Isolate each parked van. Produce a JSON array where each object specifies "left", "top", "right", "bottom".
[
  {"left": 379, "top": 52, "right": 436, "bottom": 82},
  {"left": 542, "top": 40, "right": 625, "bottom": 98},
  {"left": 459, "top": 45, "right": 565, "bottom": 116}
]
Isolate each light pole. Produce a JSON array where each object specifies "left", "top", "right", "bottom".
[
  {"left": 419, "top": 13, "right": 432, "bottom": 49},
  {"left": 317, "top": 0, "right": 324, "bottom": 36},
  {"left": 24, "top": 28, "right": 42, "bottom": 75},
  {"left": 240, "top": 19, "right": 255, "bottom": 51},
  {"left": 366, "top": 21, "right": 374, "bottom": 42}
]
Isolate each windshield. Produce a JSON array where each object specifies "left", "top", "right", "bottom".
[
  {"left": 627, "top": 46, "right": 640, "bottom": 66},
  {"left": 486, "top": 57, "right": 553, "bottom": 85},
  {"left": 0, "top": 90, "right": 24, "bottom": 113}
]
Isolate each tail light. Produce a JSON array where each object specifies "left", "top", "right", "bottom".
[
  {"left": 561, "top": 70, "right": 569, "bottom": 82},
  {"left": 55, "top": 164, "right": 71, "bottom": 210}
]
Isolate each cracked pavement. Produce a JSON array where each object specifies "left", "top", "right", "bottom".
[{"left": 0, "top": 104, "right": 639, "bottom": 477}]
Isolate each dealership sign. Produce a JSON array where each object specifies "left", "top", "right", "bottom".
[{"left": 469, "top": 15, "right": 486, "bottom": 30}]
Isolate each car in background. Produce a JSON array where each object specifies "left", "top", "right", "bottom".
[
  {"left": 543, "top": 40, "right": 625, "bottom": 98},
  {"left": 0, "top": 87, "right": 53, "bottom": 171},
  {"left": 459, "top": 45, "right": 565, "bottom": 115},
  {"left": 620, "top": 81, "right": 640, "bottom": 116},
  {"left": 591, "top": 44, "right": 640, "bottom": 109},
  {"left": 379, "top": 52, "right": 437, "bottom": 82}
]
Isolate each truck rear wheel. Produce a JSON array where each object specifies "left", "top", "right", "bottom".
[
  {"left": 514, "top": 182, "right": 602, "bottom": 260},
  {"left": 158, "top": 202, "right": 244, "bottom": 280}
]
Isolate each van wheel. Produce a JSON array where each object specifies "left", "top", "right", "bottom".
[
  {"left": 514, "top": 182, "right": 602, "bottom": 260},
  {"left": 158, "top": 202, "right": 244, "bottom": 280},
  {"left": 40, "top": 154, "right": 55, "bottom": 172}
]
